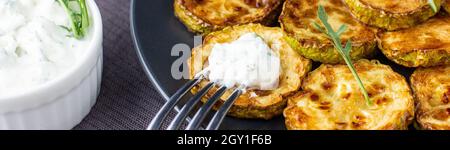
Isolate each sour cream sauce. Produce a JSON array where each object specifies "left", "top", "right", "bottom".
[
  {"left": 203, "top": 33, "right": 281, "bottom": 90},
  {"left": 0, "top": 0, "right": 89, "bottom": 95}
]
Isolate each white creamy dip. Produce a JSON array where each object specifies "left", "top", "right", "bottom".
[
  {"left": 0, "top": 0, "right": 89, "bottom": 95},
  {"left": 204, "top": 33, "right": 280, "bottom": 90}
]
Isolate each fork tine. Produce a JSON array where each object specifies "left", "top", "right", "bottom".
[
  {"left": 205, "top": 89, "right": 243, "bottom": 130},
  {"left": 147, "top": 78, "right": 201, "bottom": 130},
  {"left": 167, "top": 82, "right": 215, "bottom": 130},
  {"left": 185, "top": 86, "right": 227, "bottom": 130}
]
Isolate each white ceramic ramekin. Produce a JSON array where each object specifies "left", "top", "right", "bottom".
[{"left": 0, "top": 0, "right": 103, "bottom": 130}]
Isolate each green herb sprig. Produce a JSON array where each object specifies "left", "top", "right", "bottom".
[
  {"left": 428, "top": 0, "right": 438, "bottom": 13},
  {"left": 57, "top": 0, "right": 90, "bottom": 39},
  {"left": 313, "top": 5, "right": 372, "bottom": 106}
]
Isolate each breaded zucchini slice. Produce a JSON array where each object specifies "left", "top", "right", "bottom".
[
  {"left": 284, "top": 60, "right": 414, "bottom": 130},
  {"left": 188, "top": 24, "right": 312, "bottom": 119},
  {"left": 344, "top": 0, "right": 442, "bottom": 31},
  {"left": 378, "top": 15, "right": 450, "bottom": 67},
  {"left": 174, "top": 0, "right": 283, "bottom": 34},
  {"left": 411, "top": 65, "right": 450, "bottom": 130},
  {"left": 279, "top": 0, "right": 378, "bottom": 64}
]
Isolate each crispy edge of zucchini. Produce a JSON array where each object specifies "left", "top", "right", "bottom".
[
  {"left": 188, "top": 24, "right": 312, "bottom": 120},
  {"left": 344, "top": 0, "right": 442, "bottom": 31},
  {"left": 378, "top": 40, "right": 450, "bottom": 67},
  {"left": 415, "top": 105, "right": 450, "bottom": 130},
  {"left": 416, "top": 114, "right": 450, "bottom": 130},
  {"left": 284, "top": 59, "right": 414, "bottom": 130},
  {"left": 283, "top": 35, "right": 377, "bottom": 64},
  {"left": 173, "top": 0, "right": 283, "bottom": 35},
  {"left": 209, "top": 96, "right": 289, "bottom": 120},
  {"left": 411, "top": 66, "right": 450, "bottom": 130},
  {"left": 174, "top": 0, "right": 214, "bottom": 34}
]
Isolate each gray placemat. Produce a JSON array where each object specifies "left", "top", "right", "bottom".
[{"left": 74, "top": 0, "right": 168, "bottom": 130}]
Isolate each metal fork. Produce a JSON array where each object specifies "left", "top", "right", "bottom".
[{"left": 147, "top": 77, "right": 243, "bottom": 130}]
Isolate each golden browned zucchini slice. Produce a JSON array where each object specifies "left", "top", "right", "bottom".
[
  {"left": 378, "top": 15, "right": 450, "bottom": 67},
  {"left": 344, "top": 0, "right": 442, "bottom": 31},
  {"left": 411, "top": 65, "right": 450, "bottom": 130},
  {"left": 189, "top": 24, "right": 312, "bottom": 119},
  {"left": 284, "top": 60, "right": 414, "bottom": 130},
  {"left": 279, "top": 0, "right": 378, "bottom": 64},
  {"left": 174, "top": 0, "right": 283, "bottom": 34}
]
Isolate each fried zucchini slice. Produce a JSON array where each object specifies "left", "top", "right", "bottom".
[
  {"left": 189, "top": 24, "right": 312, "bottom": 119},
  {"left": 344, "top": 0, "right": 442, "bottom": 31},
  {"left": 411, "top": 66, "right": 450, "bottom": 130},
  {"left": 284, "top": 60, "right": 414, "bottom": 130},
  {"left": 279, "top": 0, "right": 378, "bottom": 64},
  {"left": 378, "top": 15, "right": 450, "bottom": 67},
  {"left": 174, "top": 0, "right": 283, "bottom": 34}
]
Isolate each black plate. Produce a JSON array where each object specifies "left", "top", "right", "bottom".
[{"left": 130, "top": 0, "right": 414, "bottom": 130}]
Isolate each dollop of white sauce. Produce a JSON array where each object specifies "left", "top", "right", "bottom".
[
  {"left": 204, "top": 33, "right": 280, "bottom": 90},
  {"left": 0, "top": 0, "right": 88, "bottom": 95}
]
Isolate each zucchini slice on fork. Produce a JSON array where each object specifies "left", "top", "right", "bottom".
[{"left": 188, "top": 24, "right": 312, "bottom": 120}]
